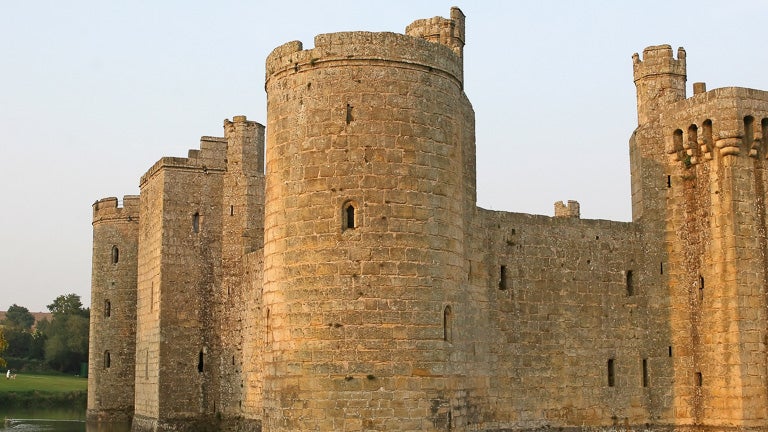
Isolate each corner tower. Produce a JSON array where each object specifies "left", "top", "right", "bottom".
[
  {"left": 262, "top": 7, "right": 475, "bottom": 431},
  {"left": 660, "top": 88, "right": 768, "bottom": 428},
  {"left": 633, "top": 44, "right": 768, "bottom": 428},
  {"left": 87, "top": 196, "right": 139, "bottom": 425}
]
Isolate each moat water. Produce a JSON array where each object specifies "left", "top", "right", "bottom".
[
  {"left": 1, "top": 407, "right": 81, "bottom": 432},
  {"left": 0, "top": 408, "right": 129, "bottom": 432}
]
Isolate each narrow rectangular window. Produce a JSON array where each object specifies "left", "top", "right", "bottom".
[
  {"left": 346, "top": 205, "right": 355, "bottom": 228},
  {"left": 343, "top": 201, "right": 357, "bottom": 230},
  {"left": 745, "top": 116, "right": 755, "bottom": 150},
  {"left": 668, "top": 346, "right": 672, "bottom": 357},
  {"left": 642, "top": 358, "right": 649, "bottom": 387},
  {"left": 660, "top": 262, "right": 664, "bottom": 275},
  {"left": 699, "top": 275, "right": 704, "bottom": 301},
  {"left": 499, "top": 265, "right": 507, "bottom": 290},
  {"left": 626, "top": 270, "right": 634, "bottom": 296},
  {"left": 762, "top": 118, "right": 768, "bottom": 157},
  {"left": 443, "top": 305, "right": 452, "bottom": 342},
  {"left": 193, "top": 212, "right": 200, "bottom": 233},
  {"left": 695, "top": 372, "right": 702, "bottom": 386},
  {"left": 607, "top": 359, "right": 615, "bottom": 387}
]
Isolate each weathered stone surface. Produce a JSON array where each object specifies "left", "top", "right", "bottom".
[{"left": 87, "top": 7, "right": 768, "bottom": 432}]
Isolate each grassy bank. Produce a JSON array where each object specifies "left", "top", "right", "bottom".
[{"left": 0, "top": 373, "right": 87, "bottom": 409}]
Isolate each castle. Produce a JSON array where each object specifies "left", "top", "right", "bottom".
[{"left": 87, "top": 7, "right": 768, "bottom": 432}]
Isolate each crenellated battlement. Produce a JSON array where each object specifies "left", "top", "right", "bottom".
[
  {"left": 632, "top": 45, "right": 686, "bottom": 82},
  {"left": 224, "top": 114, "right": 265, "bottom": 178},
  {"left": 633, "top": 45, "right": 687, "bottom": 125},
  {"left": 405, "top": 6, "right": 465, "bottom": 58},
  {"left": 265, "top": 8, "right": 465, "bottom": 89},
  {"left": 139, "top": 136, "right": 227, "bottom": 187},
  {"left": 223, "top": 115, "right": 261, "bottom": 147},
  {"left": 554, "top": 200, "right": 580, "bottom": 219},
  {"left": 93, "top": 195, "right": 140, "bottom": 224}
]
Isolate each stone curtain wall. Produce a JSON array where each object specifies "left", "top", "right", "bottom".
[{"left": 469, "top": 210, "right": 674, "bottom": 429}]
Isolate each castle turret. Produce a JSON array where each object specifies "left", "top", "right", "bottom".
[
  {"left": 627, "top": 46, "right": 689, "bottom": 427},
  {"left": 405, "top": 6, "right": 465, "bottom": 60},
  {"left": 630, "top": 45, "right": 687, "bottom": 224},
  {"left": 87, "top": 196, "right": 139, "bottom": 425},
  {"left": 632, "top": 45, "right": 687, "bottom": 126},
  {"left": 262, "top": 8, "right": 475, "bottom": 430},
  {"left": 631, "top": 43, "right": 768, "bottom": 428}
]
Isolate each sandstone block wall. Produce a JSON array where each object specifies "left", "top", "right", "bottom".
[
  {"left": 216, "top": 117, "right": 266, "bottom": 419},
  {"left": 133, "top": 138, "right": 227, "bottom": 430},
  {"left": 470, "top": 209, "right": 675, "bottom": 429},
  {"left": 261, "top": 22, "right": 474, "bottom": 431}
]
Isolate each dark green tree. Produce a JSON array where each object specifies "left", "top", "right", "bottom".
[
  {"left": 0, "top": 329, "right": 7, "bottom": 368},
  {"left": 1, "top": 304, "right": 36, "bottom": 360},
  {"left": 3, "top": 329, "right": 32, "bottom": 358},
  {"left": 3, "top": 304, "right": 35, "bottom": 330},
  {"left": 43, "top": 294, "right": 90, "bottom": 373},
  {"left": 28, "top": 327, "right": 47, "bottom": 360}
]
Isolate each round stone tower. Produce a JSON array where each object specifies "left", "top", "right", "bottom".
[
  {"left": 87, "top": 196, "right": 139, "bottom": 425},
  {"left": 261, "top": 7, "right": 475, "bottom": 431}
]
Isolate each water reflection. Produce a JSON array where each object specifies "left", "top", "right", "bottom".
[
  {"left": 1, "top": 419, "right": 130, "bottom": 432},
  {"left": 3, "top": 418, "right": 84, "bottom": 432},
  {"left": 0, "top": 409, "right": 129, "bottom": 432}
]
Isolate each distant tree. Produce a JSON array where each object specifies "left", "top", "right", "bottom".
[
  {"left": 28, "top": 327, "right": 47, "bottom": 360},
  {"left": 3, "top": 329, "right": 32, "bottom": 358},
  {"left": 1, "top": 304, "right": 36, "bottom": 360},
  {"left": 2, "top": 304, "right": 35, "bottom": 330},
  {"left": 0, "top": 329, "right": 7, "bottom": 368},
  {"left": 47, "top": 294, "right": 89, "bottom": 318},
  {"left": 43, "top": 294, "right": 89, "bottom": 372}
]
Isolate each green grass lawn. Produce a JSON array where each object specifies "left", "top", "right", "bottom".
[{"left": 0, "top": 373, "right": 87, "bottom": 393}]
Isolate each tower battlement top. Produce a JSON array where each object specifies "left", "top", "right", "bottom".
[
  {"left": 93, "top": 195, "right": 139, "bottom": 224},
  {"left": 265, "top": 9, "right": 465, "bottom": 88},
  {"left": 405, "top": 7, "right": 465, "bottom": 58},
  {"left": 632, "top": 44, "right": 686, "bottom": 82},
  {"left": 554, "top": 200, "right": 581, "bottom": 219}
]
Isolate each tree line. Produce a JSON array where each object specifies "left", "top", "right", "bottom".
[{"left": 0, "top": 293, "right": 89, "bottom": 374}]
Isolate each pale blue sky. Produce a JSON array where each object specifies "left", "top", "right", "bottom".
[{"left": 1, "top": 1, "right": 765, "bottom": 311}]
